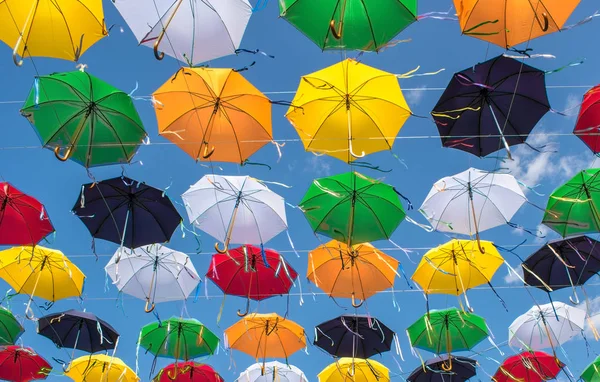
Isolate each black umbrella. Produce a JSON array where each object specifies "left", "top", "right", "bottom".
[
  {"left": 37, "top": 310, "right": 119, "bottom": 353},
  {"left": 431, "top": 55, "right": 550, "bottom": 159},
  {"left": 314, "top": 315, "right": 394, "bottom": 358},
  {"left": 72, "top": 176, "right": 182, "bottom": 249},
  {"left": 407, "top": 355, "right": 477, "bottom": 381}
]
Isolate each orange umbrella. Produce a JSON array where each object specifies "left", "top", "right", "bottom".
[
  {"left": 153, "top": 67, "right": 272, "bottom": 164},
  {"left": 454, "top": 0, "right": 579, "bottom": 48},
  {"left": 307, "top": 240, "right": 399, "bottom": 307},
  {"left": 224, "top": 313, "right": 306, "bottom": 361}
]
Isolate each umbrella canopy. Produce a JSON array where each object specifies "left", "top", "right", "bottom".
[
  {"left": 0, "top": 346, "right": 51, "bottom": 382},
  {"left": 314, "top": 315, "right": 394, "bottom": 358},
  {"left": 318, "top": 358, "right": 389, "bottom": 382},
  {"left": 112, "top": 0, "right": 252, "bottom": 66},
  {"left": 73, "top": 176, "right": 182, "bottom": 249},
  {"left": 182, "top": 175, "right": 287, "bottom": 253},
  {"left": 508, "top": 301, "right": 586, "bottom": 350},
  {"left": 454, "top": 0, "right": 579, "bottom": 48},
  {"left": 407, "top": 355, "right": 477, "bottom": 382},
  {"left": 279, "top": 0, "right": 417, "bottom": 51},
  {"left": 522, "top": 235, "right": 600, "bottom": 292},
  {"left": 492, "top": 351, "right": 563, "bottom": 382},
  {"left": 37, "top": 309, "right": 119, "bottom": 353},
  {"left": 542, "top": 168, "right": 600, "bottom": 237},
  {"left": 299, "top": 172, "right": 406, "bottom": 246},
  {"left": 307, "top": 241, "right": 399, "bottom": 305},
  {"left": 0, "top": 307, "right": 23, "bottom": 346},
  {"left": 238, "top": 362, "right": 307, "bottom": 382},
  {"left": 582, "top": 355, "right": 600, "bottom": 382},
  {"left": 0, "top": 183, "right": 54, "bottom": 246},
  {"left": 286, "top": 59, "right": 411, "bottom": 162},
  {"left": 412, "top": 239, "right": 504, "bottom": 295},
  {"left": 0, "top": 0, "right": 106, "bottom": 65},
  {"left": 139, "top": 318, "right": 219, "bottom": 361},
  {"left": 153, "top": 67, "right": 272, "bottom": 164},
  {"left": 574, "top": 85, "right": 600, "bottom": 153},
  {"left": 154, "top": 362, "right": 224, "bottom": 382},
  {"left": 21, "top": 71, "right": 146, "bottom": 168},
  {"left": 66, "top": 354, "right": 139, "bottom": 382},
  {"left": 225, "top": 313, "right": 306, "bottom": 360},
  {"left": 431, "top": 55, "right": 549, "bottom": 158},
  {"left": 105, "top": 245, "right": 200, "bottom": 313}
]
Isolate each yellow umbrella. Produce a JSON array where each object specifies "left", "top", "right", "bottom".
[
  {"left": 318, "top": 358, "right": 390, "bottom": 382},
  {"left": 0, "top": 0, "right": 107, "bottom": 66},
  {"left": 65, "top": 354, "right": 139, "bottom": 382},
  {"left": 286, "top": 58, "right": 411, "bottom": 163}
]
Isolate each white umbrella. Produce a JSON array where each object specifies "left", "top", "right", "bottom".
[
  {"left": 237, "top": 362, "right": 308, "bottom": 382},
  {"left": 182, "top": 175, "right": 287, "bottom": 253},
  {"left": 105, "top": 244, "right": 200, "bottom": 313},
  {"left": 508, "top": 301, "right": 586, "bottom": 350},
  {"left": 112, "top": 0, "right": 252, "bottom": 65}
]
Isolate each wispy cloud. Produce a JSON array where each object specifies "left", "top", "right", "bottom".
[
  {"left": 504, "top": 266, "right": 523, "bottom": 285},
  {"left": 304, "top": 155, "right": 332, "bottom": 177},
  {"left": 577, "top": 296, "right": 600, "bottom": 340},
  {"left": 404, "top": 86, "right": 427, "bottom": 107},
  {"left": 564, "top": 93, "right": 581, "bottom": 120}
]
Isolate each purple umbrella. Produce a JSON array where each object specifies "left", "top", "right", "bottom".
[
  {"left": 431, "top": 55, "right": 550, "bottom": 159},
  {"left": 407, "top": 355, "right": 477, "bottom": 381}
]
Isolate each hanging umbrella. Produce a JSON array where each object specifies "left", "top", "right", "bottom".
[
  {"left": 106, "top": 245, "right": 200, "bottom": 313},
  {"left": 37, "top": 309, "right": 119, "bottom": 353},
  {"left": 318, "top": 358, "right": 389, "bottom": 382},
  {"left": 154, "top": 362, "right": 223, "bottom": 382},
  {"left": 299, "top": 172, "right": 406, "bottom": 246},
  {"left": 182, "top": 175, "right": 287, "bottom": 253},
  {"left": 207, "top": 245, "right": 298, "bottom": 316},
  {"left": 0, "top": 0, "right": 107, "bottom": 65},
  {"left": 225, "top": 313, "right": 306, "bottom": 361},
  {"left": 66, "top": 354, "right": 139, "bottom": 382},
  {"left": 420, "top": 168, "right": 526, "bottom": 248},
  {"left": 112, "top": 0, "right": 252, "bottom": 66},
  {"left": 21, "top": 70, "right": 147, "bottom": 167},
  {"left": 238, "top": 362, "right": 307, "bottom": 382},
  {"left": 73, "top": 176, "right": 182, "bottom": 249},
  {"left": 0, "top": 183, "right": 54, "bottom": 246},
  {"left": 153, "top": 67, "right": 272, "bottom": 164},
  {"left": 407, "top": 355, "right": 478, "bottom": 382},
  {"left": 139, "top": 318, "right": 219, "bottom": 361},
  {"left": 574, "top": 85, "right": 600, "bottom": 153},
  {"left": 307, "top": 241, "right": 399, "bottom": 307},
  {"left": 492, "top": 351, "right": 563, "bottom": 382},
  {"left": 286, "top": 58, "right": 411, "bottom": 162},
  {"left": 508, "top": 301, "right": 586, "bottom": 351},
  {"left": 279, "top": 0, "right": 417, "bottom": 51},
  {"left": 314, "top": 315, "right": 394, "bottom": 358},
  {"left": 542, "top": 168, "right": 600, "bottom": 237},
  {"left": 581, "top": 355, "right": 600, "bottom": 382},
  {"left": 454, "top": 0, "right": 579, "bottom": 49},
  {"left": 0, "top": 307, "right": 23, "bottom": 346},
  {"left": 431, "top": 55, "right": 550, "bottom": 158},
  {"left": 0, "top": 346, "right": 51, "bottom": 382}
]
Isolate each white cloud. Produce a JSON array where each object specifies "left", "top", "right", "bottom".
[
  {"left": 404, "top": 86, "right": 427, "bottom": 107},
  {"left": 504, "top": 266, "right": 523, "bottom": 285},
  {"left": 564, "top": 93, "right": 581, "bottom": 120},
  {"left": 534, "top": 224, "right": 559, "bottom": 244},
  {"left": 304, "top": 155, "right": 331, "bottom": 176},
  {"left": 577, "top": 296, "right": 600, "bottom": 340}
]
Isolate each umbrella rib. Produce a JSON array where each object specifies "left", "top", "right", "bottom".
[
  {"left": 96, "top": 102, "right": 146, "bottom": 134},
  {"left": 91, "top": 105, "right": 132, "bottom": 162}
]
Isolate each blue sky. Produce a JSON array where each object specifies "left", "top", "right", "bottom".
[{"left": 1, "top": 0, "right": 600, "bottom": 381}]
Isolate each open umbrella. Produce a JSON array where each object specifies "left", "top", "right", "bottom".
[
  {"left": 0, "top": 346, "right": 51, "bottom": 382},
  {"left": 407, "top": 355, "right": 478, "bottom": 382},
  {"left": 492, "top": 351, "right": 563, "bottom": 382},
  {"left": 431, "top": 55, "right": 549, "bottom": 158},
  {"left": 66, "top": 354, "right": 139, "bottom": 382},
  {"left": 112, "top": 0, "right": 252, "bottom": 66},
  {"left": 238, "top": 362, "right": 307, "bottom": 382},
  {"left": 154, "top": 362, "right": 223, "bottom": 382},
  {"left": 318, "top": 358, "right": 389, "bottom": 382},
  {"left": 0, "top": 307, "right": 23, "bottom": 346},
  {"left": 574, "top": 85, "right": 600, "bottom": 153},
  {"left": 21, "top": 70, "right": 147, "bottom": 167}
]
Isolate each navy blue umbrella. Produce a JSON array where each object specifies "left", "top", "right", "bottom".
[
  {"left": 314, "top": 315, "right": 394, "bottom": 358},
  {"left": 407, "top": 355, "right": 477, "bottom": 381},
  {"left": 72, "top": 176, "right": 182, "bottom": 249},
  {"left": 37, "top": 310, "right": 119, "bottom": 353}
]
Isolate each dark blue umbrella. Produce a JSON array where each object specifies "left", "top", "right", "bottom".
[
  {"left": 37, "top": 310, "right": 119, "bottom": 353},
  {"left": 72, "top": 176, "right": 182, "bottom": 249},
  {"left": 314, "top": 315, "right": 394, "bottom": 358},
  {"left": 431, "top": 55, "right": 550, "bottom": 158},
  {"left": 407, "top": 355, "right": 477, "bottom": 381}
]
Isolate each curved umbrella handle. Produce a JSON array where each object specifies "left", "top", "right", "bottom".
[
  {"left": 475, "top": 234, "right": 486, "bottom": 254},
  {"left": 540, "top": 13, "right": 549, "bottom": 32},
  {"left": 54, "top": 146, "right": 73, "bottom": 162},
  {"left": 570, "top": 293, "right": 580, "bottom": 305},
  {"left": 12, "top": 50, "right": 23, "bottom": 67},
  {"left": 167, "top": 368, "right": 178, "bottom": 380},
  {"left": 351, "top": 293, "right": 364, "bottom": 308},
  {"left": 215, "top": 241, "right": 229, "bottom": 254},
  {"left": 202, "top": 144, "right": 215, "bottom": 159},
  {"left": 237, "top": 299, "right": 250, "bottom": 317},
  {"left": 144, "top": 299, "right": 156, "bottom": 313},
  {"left": 441, "top": 357, "right": 453, "bottom": 371},
  {"left": 329, "top": 19, "right": 343, "bottom": 40},
  {"left": 153, "top": 39, "right": 165, "bottom": 60}
]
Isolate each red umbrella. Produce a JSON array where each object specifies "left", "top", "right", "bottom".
[
  {"left": 574, "top": 85, "right": 600, "bottom": 153},
  {"left": 206, "top": 245, "right": 298, "bottom": 316},
  {"left": 0, "top": 346, "right": 52, "bottom": 382},
  {"left": 492, "top": 351, "right": 563, "bottom": 382},
  {"left": 153, "top": 362, "right": 223, "bottom": 382},
  {"left": 0, "top": 183, "right": 54, "bottom": 245}
]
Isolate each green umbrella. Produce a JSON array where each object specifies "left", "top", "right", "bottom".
[
  {"left": 299, "top": 171, "right": 406, "bottom": 246},
  {"left": 279, "top": 0, "right": 417, "bottom": 52},
  {"left": 0, "top": 307, "right": 23, "bottom": 345},
  {"left": 21, "top": 70, "right": 147, "bottom": 168},
  {"left": 542, "top": 168, "right": 600, "bottom": 237},
  {"left": 138, "top": 317, "right": 219, "bottom": 360},
  {"left": 581, "top": 355, "right": 600, "bottom": 382}
]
